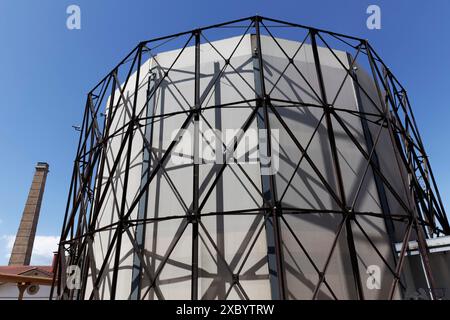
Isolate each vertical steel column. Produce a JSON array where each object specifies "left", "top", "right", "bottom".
[
  {"left": 191, "top": 30, "right": 201, "bottom": 300},
  {"left": 214, "top": 61, "right": 226, "bottom": 298},
  {"left": 130, "top": 69, "right": 157, "bottom": 300},
  {"left": 348, "top": 53, "right": 399, "bottom": 272},
  {"left": 366, "top": 45, "right": 437, "bottom": 299},
  {"left": 310, "top": 30, "right": 365, "bottom": 300},
  {"left": 252, "top": 16, "right": 286, "bottom": 300},
  {"left": 399, "top": 75, "right": 437, "bottom": 299},
  {"left": 111, "top": 45, "right": 143, "bottom": 300}
]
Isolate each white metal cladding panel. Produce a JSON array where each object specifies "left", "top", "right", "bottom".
[
  {"left": 261, "top": 38, "right": 320, "bottom": 106},
  {"left": 351, "top": 63, "right": 414, "bottom": 297},
  {"left": 346, "top": 63, "right": 404, "bottom": 299},
  {"left": 260, "top": 35, "right": 401, "bottom": 299},
  {"left": 353, "top": 62, "right": 412, "bottom": 241},
  {"left": 90, "top": 34, "right": 410, "bottom": 300},
  {"left": 198, "top": 38, "right": 268, "bottom": 299},
  {"left": 333, "top": 109, "right": 401, "bottom": 299},
  {"left": 141, "top": 35, "right": 270, "bottom": 299}
]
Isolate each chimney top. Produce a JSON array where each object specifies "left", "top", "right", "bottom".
[{"left": 36, "top": 162, "right": 49, "bottom": 171}]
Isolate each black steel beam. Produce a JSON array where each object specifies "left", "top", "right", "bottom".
[
  {"left": 191, "top": 30, "right": 201, "bottom": 300},
  {"left": 253, "top": 17, "right": 286, "bottom": 300},
  {"left": 310, "top": 30, "right": 364, "bottom": 300}
]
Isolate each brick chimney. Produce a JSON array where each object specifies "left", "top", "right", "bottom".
[{"left": 9, "top": 162, "right": 49, "bottom": 266}]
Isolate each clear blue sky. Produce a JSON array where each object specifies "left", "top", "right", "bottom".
[{"left": 0, "top": 0, "right": 449, "bottom": 265}]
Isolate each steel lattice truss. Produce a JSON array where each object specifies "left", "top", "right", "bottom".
[{"left": 51, "top": 16, "right": 449, "bottom": 300}]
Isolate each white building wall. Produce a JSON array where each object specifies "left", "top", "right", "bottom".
[{"left": 0, "top": 283, "right": 54, "bottom": 300}]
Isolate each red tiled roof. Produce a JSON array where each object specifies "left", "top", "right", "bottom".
[{"left": 0, "top": 266, "right": 53, "bottom": 277}]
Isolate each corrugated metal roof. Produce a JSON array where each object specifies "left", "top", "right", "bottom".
[{"left": 0, "top": 266, "right": 53, "bottom": 277}]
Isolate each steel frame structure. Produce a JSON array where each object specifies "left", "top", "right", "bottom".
[{"left": 51, "top": 16, "right": 449, "bottom": 300}]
